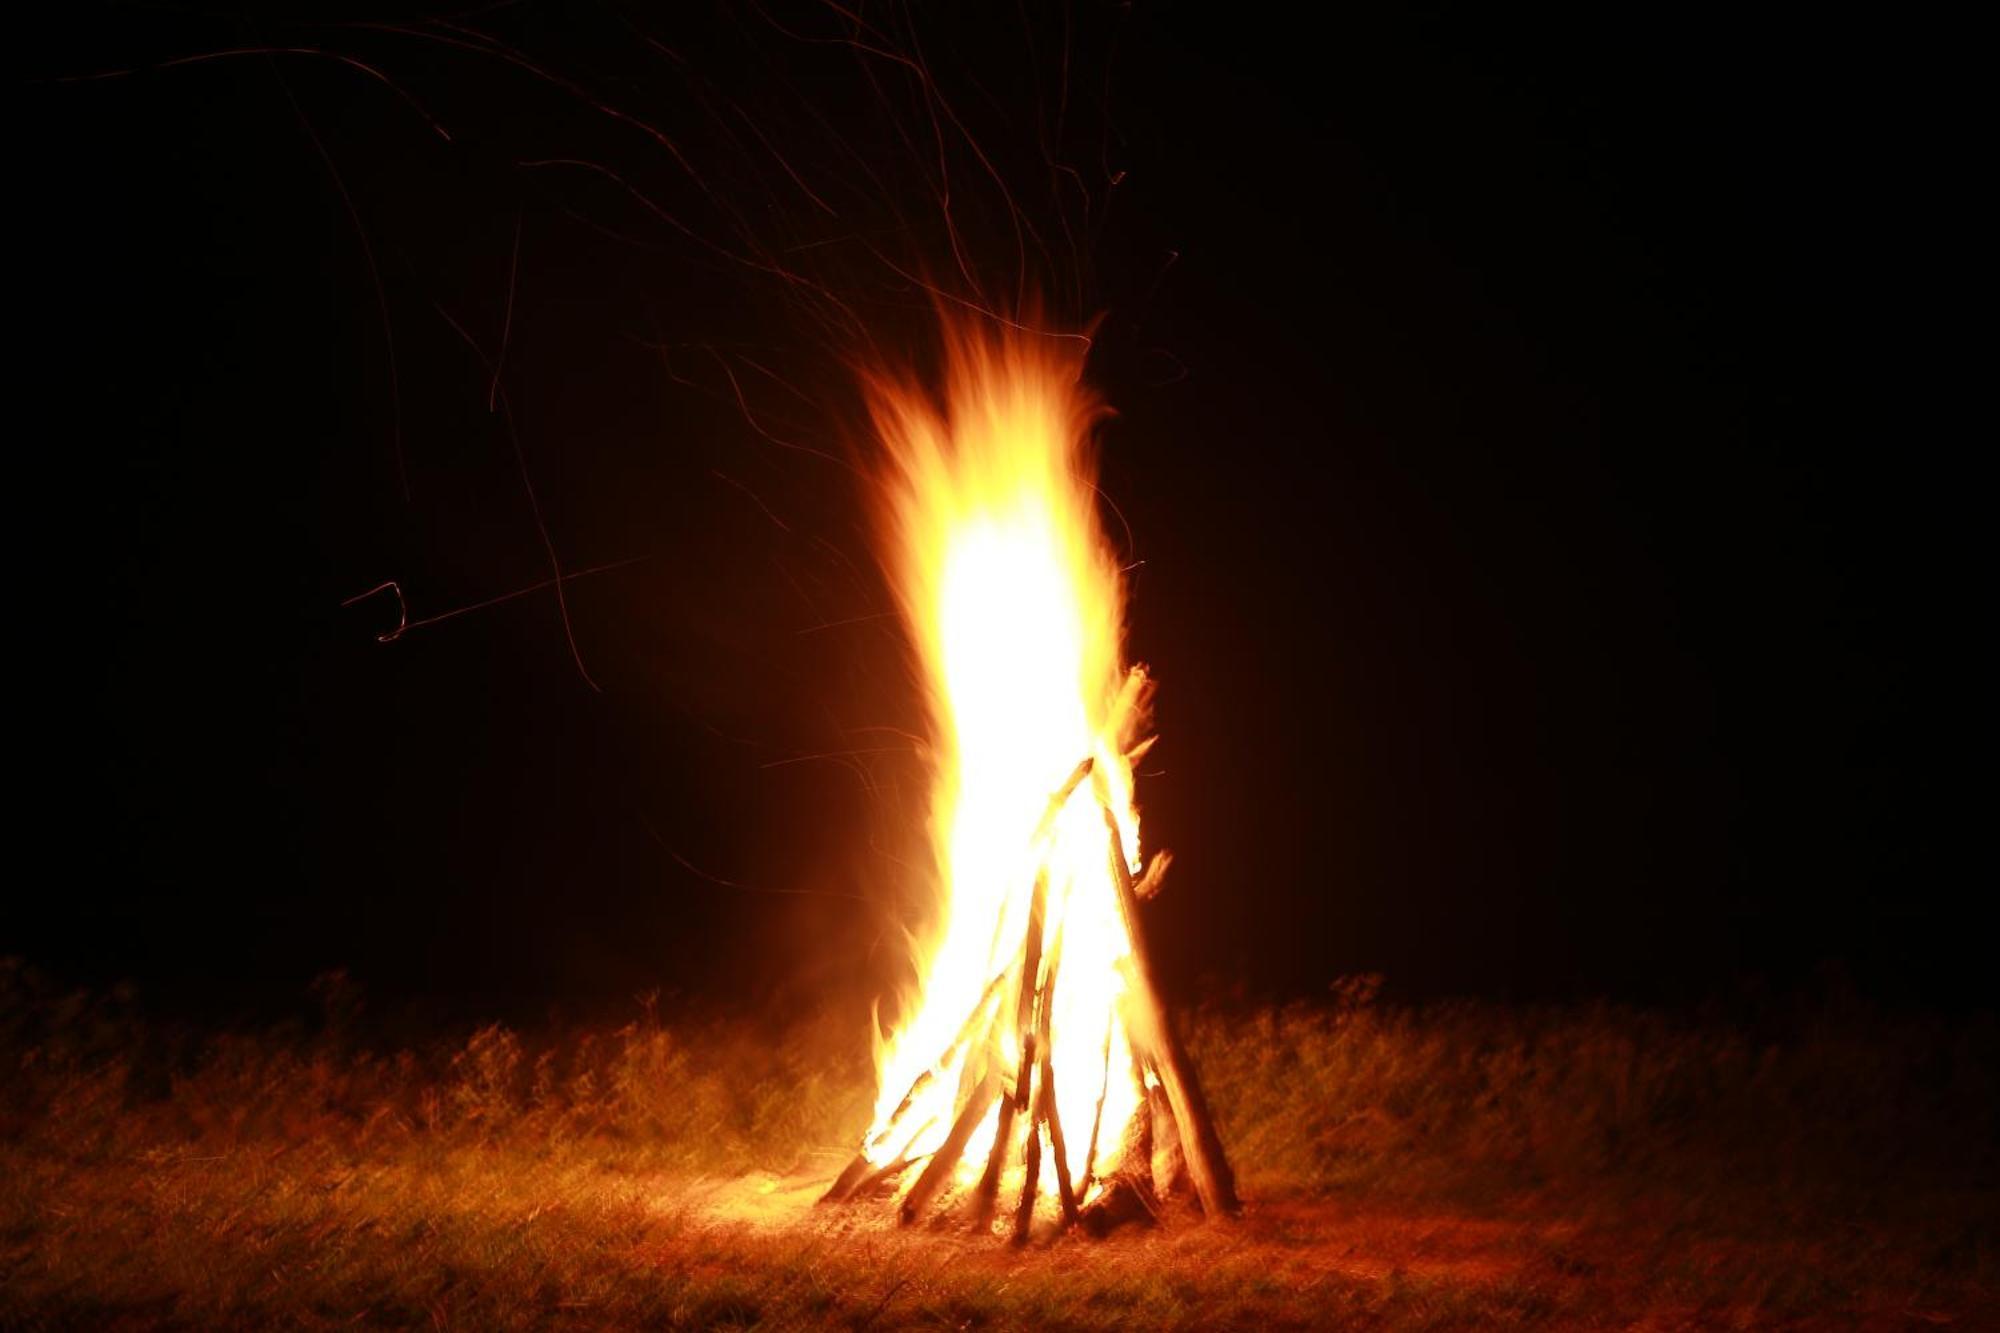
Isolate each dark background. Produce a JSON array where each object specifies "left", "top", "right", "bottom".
[{"left": 14, "top": 4, "right": 1974, "bottom": 1025}]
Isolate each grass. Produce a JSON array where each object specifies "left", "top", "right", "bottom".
[{"left": 2, "top": 960, "right": 1993, "bottom": 1329}]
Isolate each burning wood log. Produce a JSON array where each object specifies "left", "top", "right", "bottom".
[
  {"left": 869, "top": 971, "right": 1006, "bottom": 1147},
  {"left": 1078, "top": 1059, "right": 1157, "bottom": 1236},
  {"left": 970, "top": 869, "right": 1048, "bottom": 1230},
  {"left": 1035, "top": 998, "right": 1081, "bottom": 1228},
  {"left": 1149, "top": 1084, "right": 1187, "bottom": 1201},
  {"left": 968, "top": 1091, "right": 1018, "bottom": 1230},
  {"left": 820, "top": 969, "right": 1009, "bottom": 1205},
  {"left": 820, "top": 1151, "right": 874, "bottom": 1205},
  {"left": 1041, "top": 756, "right": 1097, "bottom": 834},
  {"left": 1012, "top": 1103, "right": 1043, "bottom": 1244},
  {"left": 853, "top": 1146, "right": 926, "bottom": 1200},
  {"left": 1102, "top": 802, "right": 1240, "bottom": 1218},
  {"left": 1078, "top": 1008, "right": 1115, "bottom": 1201},
  {"left": 1011, "top": 909, "right": 1080, "bottom": 1242},
  {"left": 899, "top": 1068, "right": 1000, "bottom": 1226}
]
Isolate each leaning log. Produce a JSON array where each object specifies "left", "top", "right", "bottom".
[
  {"left": 865, "top": 969, "right": 1007, "bottom": 1155},
  {"left": 1011, "top": 1105, "right": 1043, "bottom": 1244},
  {"left": 1101, "top": 804, "right": 1240, "bottom": 1217},
  {"left": 1077, "top": 1079, "right": 1156, "bottom": 1236},
  {"left": 1037, "top": 1038, "right": 1081, "bottom": 1227},
  {"left": 970, "top": 870, "right": 1049, "bottom": 1229},
  {"left": 1078, "top": 1009, "right": 1115, "bottom": 1201},
  {"left": 819, "top": 1151, "right": 874, "bottom": 1205},
  {"left": 1149, "top": 1083, "right": 1187, "bottom": 1200},
  {"left": 900, "top": 1069, "right": 1000, "bottom": 1226}
]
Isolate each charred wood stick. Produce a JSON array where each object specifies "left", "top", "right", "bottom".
[
  {"left": 1079, "top": 1047, "right": 1159, "bottom": 1235},
  {"left": 855, "top": 1145, "right": 926, "bottom": 1198},
  {"left": 971, "top": 868, "right": 1049, "bottom": 1228},
  {"left": 1101, "top": 804, "right": 1240, "bottom": 1218},
  {"left": 1013, "top": 961, "right": 1061, "bottom": 1247},
  {"left": 899, "top": 1069, "right": 999, "bottom": 1226},
  {"left": 865, "top": 968, "right": 1008, "bottom": 1158},
  {"left": 984, "top": 741, "right": 1084, "bottom": 1211},
  {"left": 819, "top": 1152, "right": 874, "bottom": 1205},
  {"left": 1012, "top": 1105, "right": 1043, "bottom": 1245},
  {"left": 1029, "top": 913, "right": 1080, "bottom": 1228},
  {"left": 970, "top": 1087, "right": 1018, "bottom": 1231},
  {"left": 1036, "top": 1023, "right": 1080, "bottom": 1227},
  {"left": 1079, "top": 1007, "right": 1114, "bottom": 1200},
  {"left": 1150, "top": 1083, "right": 1187, "bottom": 1199},
  {"left": 1126, "top": 1034, "right": 1160, "bottom": 1197},
  {"left": 1013, "top": 870, "right": 1050, "bottom": 1103},
  {"left": 966, "top": 756, "right": 1087, "bottom": 1072},
  {"left": 954, "top": 997, "right": 1011, "bottom": 1221},
  {"left": 1032, "top": 756, "right": 1096, "bottom": 849},
  {"left": 825, "top": 1137, "right": 930, "bottom": 1205}
]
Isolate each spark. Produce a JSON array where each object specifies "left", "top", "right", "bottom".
[
  {"left": 264, "top": 52, "right": 407, "bottom": 502},
  {"left": 432, "top": 300, "right": 603, "bottom": 691},
  {"left": 489, "top": 208, "right": 523, "bottom": 413},
  {"left": 339, "top": 556, "right": 649, "bottom": 644},
  {"left": 49, "top": 46, "right": 452, "bottom": 143}
]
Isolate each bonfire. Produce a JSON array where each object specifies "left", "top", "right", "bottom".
[{"left": 821, "top": 318, "right": 1236, "bottom": 1240}]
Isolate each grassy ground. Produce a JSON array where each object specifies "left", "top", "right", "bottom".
[{"left": 2, "top": 961, "right": 1993, "bottom": 1329}]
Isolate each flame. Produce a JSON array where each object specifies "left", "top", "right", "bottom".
[{"left": 859, "top": 315, "right": 1148, "bottom": 1208}]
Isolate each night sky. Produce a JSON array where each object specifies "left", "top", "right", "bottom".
[{"left": 17, "top": 5, "right": 1971, "bottom": 1024}]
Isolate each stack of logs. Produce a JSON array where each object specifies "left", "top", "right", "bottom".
[{"left": 822, "top": 681, "right": 1237, "bottom": 1242}]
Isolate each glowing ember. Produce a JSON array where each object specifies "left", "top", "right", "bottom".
[{"left": 822, "top": 314, "right": 1234, "bottom": 1236}]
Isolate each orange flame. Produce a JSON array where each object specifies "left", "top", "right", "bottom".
[{"left": 860, "top": 315, "right": 1148, "bottom": 1207}]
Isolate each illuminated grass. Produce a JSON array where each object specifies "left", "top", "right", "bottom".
[{"left": 2, "top": 961, "right": 1992, "bottom": 1329}]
